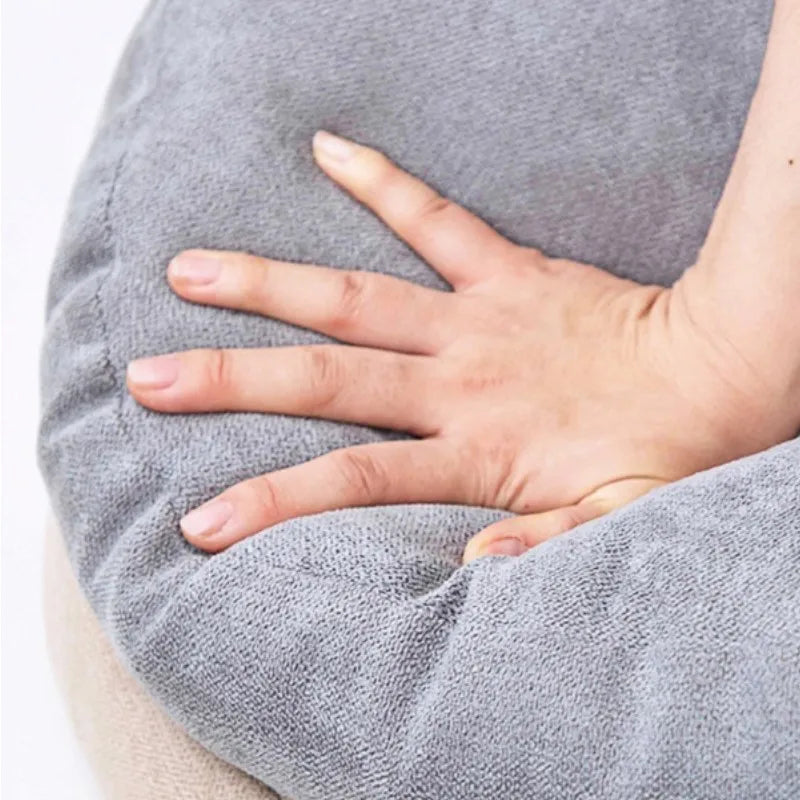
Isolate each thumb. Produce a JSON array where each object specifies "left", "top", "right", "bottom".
[{"left": 462, "top": 477, "right": 666, "bottom": 564}]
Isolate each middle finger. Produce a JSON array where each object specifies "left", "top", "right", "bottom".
[{"left": 168, "top": 249, "right": 458, "bottom": 355}]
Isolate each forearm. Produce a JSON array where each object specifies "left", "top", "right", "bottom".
[
  {"left": 711, "top": 0, "right": 800, "bottom": 291},
  {"left": 678, "top": 0, "right": 800, "bottom": 423}
]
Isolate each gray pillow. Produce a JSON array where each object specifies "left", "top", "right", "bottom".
[{"left": 38, "top": 0, "right": 799, "bottom": 798}]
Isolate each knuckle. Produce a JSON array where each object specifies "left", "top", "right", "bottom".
[
  {"left": 245, "top": 475, "right": 282, "bottom": 524},
  {"left": 484, "top": 443, "right": 523, "bottom": 507},
  {"left": 330, "top": 270, "right": 369, "bottom": 330},
  {"left": 205, "top": 348, "right": 232, "bottom": 390},
  {"left": 335, "top": 449, "right": 388, "bottom": 502},
  {"left": 559, "top": 504, "right": 591, "bottom": 531},
  {"left": 244, "top": 255, "right": 271, "bottom": 301},
  {"left": 457, "top": 438, "right": 519, "bottom": 508},
  {"left": 531, "top": 252, "right": 566, "bottom": 277},
  {"left": 467, "top": 437, "right": 535, "bottom": 510},
  {"left": 415, "top": 193, "right": 453, "bottom": 221},
  {"left": 306, "top": 347, "right": 344, "bottom": 411}
]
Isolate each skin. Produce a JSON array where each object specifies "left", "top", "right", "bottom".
[{"left": 128, "top": 0, "right": 799, "bottom": 561}]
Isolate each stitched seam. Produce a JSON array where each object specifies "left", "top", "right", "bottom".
[{"left": 94, "top": 1, "right": 183, "bottom": 536}]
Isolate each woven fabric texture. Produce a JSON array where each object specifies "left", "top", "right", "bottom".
[
  {"left": 44, "top": 516, "right": 281, "bottom": 800},
  {"left": 38, "top": 1, "right": 799, "bottom": 798}
]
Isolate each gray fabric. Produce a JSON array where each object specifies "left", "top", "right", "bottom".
[{"left": 38, "top": 0, "right": 800, "bottom": 797}]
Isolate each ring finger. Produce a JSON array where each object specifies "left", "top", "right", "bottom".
[{"left": 126, "top": 344, "right": 442, "bottom": 435}]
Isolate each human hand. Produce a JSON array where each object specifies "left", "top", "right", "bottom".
[{"left": 127, "top": 132, "right": 797, "bottom": 560}]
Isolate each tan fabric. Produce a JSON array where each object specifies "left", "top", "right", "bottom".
[{"left": 43, "top": 516, "right": 281, "bottom": 800}]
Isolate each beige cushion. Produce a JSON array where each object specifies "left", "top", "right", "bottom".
[{"left": 43, "top": 516, "right": 280, "bottom": 800}]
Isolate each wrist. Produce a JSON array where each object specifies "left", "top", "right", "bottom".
[
  {"left": 681, "top": 0, "right": 800, "bottom": 438},
  {"left": 669, "top": 264, "right": 800, "bottom": 447}
]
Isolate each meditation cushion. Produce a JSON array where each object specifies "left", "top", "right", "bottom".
[{"left": 38, "top": 0, "right": 799, "bottom": 797}]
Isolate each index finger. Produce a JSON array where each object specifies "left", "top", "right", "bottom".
[{"left": 312, "top": 131, "right": 520, "bottom": 290}]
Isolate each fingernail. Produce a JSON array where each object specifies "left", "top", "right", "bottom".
[
  {"left": 168, "top": 252, "right": 222, "bottom": 285},
  {"left": 482, "top": 537, "right": 525, "bottom": 557},
  {"left": 313, "top": 130, "right": 356, "bottom": 163},
  {"left": 180, "top": 500, "right": 234, "bottom": 539},
  {"left": 127, "top": 355, "right": 179, "bottom": 389}
]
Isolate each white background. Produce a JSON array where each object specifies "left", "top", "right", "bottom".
[{"left": 3, "top": 1, "right": 148, "bottom": 796}]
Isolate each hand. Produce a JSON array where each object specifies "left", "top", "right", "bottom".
[{"left": 127, "top": 131, "right": 795, "bottom": 559}]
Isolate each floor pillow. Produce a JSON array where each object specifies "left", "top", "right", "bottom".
[
  {"left": 38, "top": 0, "right": 799, "bottom": 797},
  {"left": 44, "top": 515, "right": 281, "bottom": 800}
]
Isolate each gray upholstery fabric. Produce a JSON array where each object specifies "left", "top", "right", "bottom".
[{"left": 38, "top": 0, "right": 800, "bottom": 798}]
